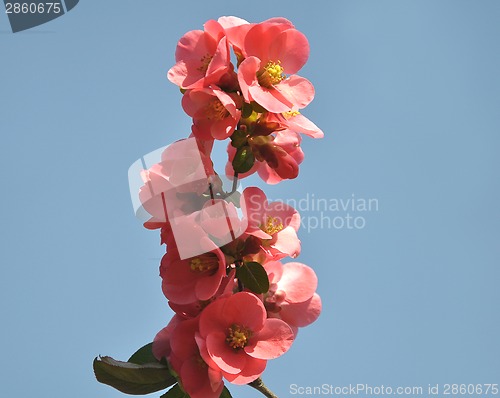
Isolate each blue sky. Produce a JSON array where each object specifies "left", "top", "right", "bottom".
[{"left": 0, "top": 1, "right": 499, "bottom": 397}]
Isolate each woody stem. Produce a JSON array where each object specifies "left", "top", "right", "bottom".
[
  {"left": 248, "top": 377, "right": 279, "bottom": 398},
  {"left": 219, "top": 173, "right": 239, "bottom": 199},
  {"left": 231, "top": 172, "right": 239, "bottom": 194}
]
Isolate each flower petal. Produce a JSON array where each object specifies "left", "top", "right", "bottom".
[
  {"left": 199, "top": 297, "right": 228, "bottom": 337},
  {"left": 284, "top": 113, "right": 324, "bottom": 138},
  {"left": 263, "top": 261, "right": 284, "bottom": 285},
  {"left": 206, "top": 331, "right": 247, "bottom": 374},
  {"left": 276, "top": 75, "right": 315, "bottom": 109},
  {"left": 180, "top": 357, "right": 224, "bottom": 398},
  {"left": 269, "top": 29, "right": 309, "bottom": 74},
  {"left": 248, "top": 84, "right": 294, "bottom": 113},
  {"left": 237, "top": 56, "right": 260, "bottom": 103},
  {"left": 278, "top": 262, "right": 317, "bottom": 303},
  {"left": 280, "top": 293, "right": 322, "bottom": 327},
  {"left": 272, "top": 226, "right": 301, "bottom": 258},
  {"left": 222, "top": 357, "right": 267, "bottom": 385},
  {"left": 241, "top": 187, "right": 268, "bottom": 236},
  {"left": 244, "top": 22, "right": 291, "bottom": 63},
  {"left": 245, "top": 318, "right": 294, "bottom": 359},
  {"left": 170, "top": 317, "right": 200, "bottom": 360},
  {"left": 152, "top": 315, "right": 182, "bottom": 361},
  {"left": 224, "top": 292, "right": 266, "bottom": 332}
]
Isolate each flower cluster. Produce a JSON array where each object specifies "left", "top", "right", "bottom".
[
  {"left": 169, "top": 16, "right": 323, "bottom": 184},
  {"left": 136, "top": 17, "right": 324, "bottom": 398}
]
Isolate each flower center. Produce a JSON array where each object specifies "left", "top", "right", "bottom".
[
  {"left": 257, "top": 60, "right": 285, "bottom": 88},
  {"left": 189, "top": 253, "right": 219, "bottom": 273},
  {"left": 206, "top": 99, "right": 229, "bottom": 120},
  {"left": 197, "top": 53, "right": 213, "bottom": 73},
  {"left": 226, "top": 324, "right": 252, "bottom": 349},
  {"left": 262, "top": 216, "right": 284, "bottom": 235},
  {"left": 283, "top": 110, "right": 300, "bottom": 118}
]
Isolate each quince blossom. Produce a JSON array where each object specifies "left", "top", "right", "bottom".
[
  {"left": 237, "top": 20, "right": 314, "bottom": 112},
  {"left": 263, "top": 261, "right": 322, "bottom": 331},
  {"left": 106, "top": 16, "right": 325, "bottom": 398},
  {"left": 197, "top": 292, "right": 294, "bottom": 384},
  {"left": 154, "top": 317, "right": 224, "bottom": 398},
  {"left": 240, "top": 187, "right": 301, "bottom": 260},
  {"left": 182, "top": 88, "right": 241, "bottom": 140},
  {"left": 160, "top": 240, "right": 227, "bottom": 305},
  {"left": 168, "top": 20, "right": 230, "bottom": 89}
]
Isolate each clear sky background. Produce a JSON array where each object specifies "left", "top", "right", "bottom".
[{"left": 0, "top": 1, "right": 499, "bottom": 398}]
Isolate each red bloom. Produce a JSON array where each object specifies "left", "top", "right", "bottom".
[
  {"left": 182, "top": 88, "right": 241, "bottom": 140},
  {"left": 264, "top": 261, "right": 322, "bottom": 331},
  {"left": 160, "top": 240, "right": 226, "bottom": 305},
  {"left": 168, "top": 20, "right": 230, "bottom": 89},
  {"left": 237, "top": 20, "right": 314, "bottom": 112},
  {"left": 154, "top": 317, "right": 224, "bottom": 398},
  {"left": 197, "top": 292, "right": 294, "bottom": 384},
  {"left": 238, "top": 187, "right": 301, "bottom": 261}
]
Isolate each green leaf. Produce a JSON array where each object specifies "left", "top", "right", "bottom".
[
  {"left": 232, "top": 146, "right": 255, "bottom": 173},
  {"left": 93, "top": 356, "right": 176, "bottom": 395},
  {"left": 160, "top": 384, "right": 189, "bottom": 398},
  {"left": 128, "top": 342, "right": 158, "bottom": 365},
  {"left": 220, "top": 386, "right": 233, "bottom": 398},
  {"left": 236, "top": 261, "right": 269, "bottom": 294}
]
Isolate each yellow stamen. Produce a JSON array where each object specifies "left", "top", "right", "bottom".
[
  {"left": 206, "top": 99, "right": 229, "bottom": 120},
  {"left": 257, "top": 60, "right": 285, "bottom": 88},
  {"left": 189, "top": 253, "right": 219, "bottom": 273},
  {"left": 283, "top": 110, "right": 300, "bottom": 118},
  {"left": 226, "top": 324, "right": 252, "bottom": 349},
  {"left": 261, "top": 216, "right": 284, "bottom": 235}
]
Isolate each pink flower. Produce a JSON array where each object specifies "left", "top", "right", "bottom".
[
  {"left": 152, "top": 315, "right": 182, "bottom": 361},
  {"left": 237, "top": 187, "right": 301, "bottom": 261},
  {"left": 263, "top": 261, "right": 322, "bottom": 331},
  {"left": 168, "top": 271, "right": 237, "bottom": 319},
  {"left": 154, "top": 317, "right": 224, "bottom": 398},
  {"left": 160, "top": 240, "right": 226, "bottom": 305},
  {"left": 168, "top": 20, "right": 230, "bottom": 89},
  {"left": 237, "top": 21, "right": 314, "bottom": 112},
  {"left": 197, "top": 292, "right": 294, "bottom": 384},
  {"left": 182, "top": 88, "right": 241, "bottom": 140}
]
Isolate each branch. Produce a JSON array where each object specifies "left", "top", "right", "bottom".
[
  {"left": 248, "top": 377, "right": 278, "bottom": 398},
  {"left": 231, "top": 172, "right": 239, "bottom": 194},
  {"left": 219, "top": 173, "right": 239, "bottom": 200}
]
